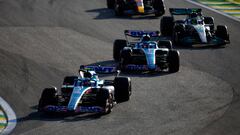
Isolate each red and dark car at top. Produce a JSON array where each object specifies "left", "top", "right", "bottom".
[{"left": 107, "top": 0, "right": 166, "bottom": 17}]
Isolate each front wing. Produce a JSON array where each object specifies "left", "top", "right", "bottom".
[
  {"left": 121, "top": 64, "right": 162, "bottom": 71},
  {"left": 43, "top": 105, "right": 104, "bottom": 113},
  {"left": 179, "top": 36, "right": 230, "bottom": 46}
]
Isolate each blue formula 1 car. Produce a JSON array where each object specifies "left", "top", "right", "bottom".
[
  {"left": 38, "top": 66, "right": 131, "bottom": 115},
  {"left": 160, "top": 8, "right": 230, "bottom": 47},
  {"left": 113, "top": 30, "right": 180, "bottom": 73},
  {"left": 107, "top": 0, "right": 165, "bottom": 17}
]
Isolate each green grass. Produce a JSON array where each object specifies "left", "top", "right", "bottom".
[{"left": 197, "top": 0, "right": 240, "bottom": 4}]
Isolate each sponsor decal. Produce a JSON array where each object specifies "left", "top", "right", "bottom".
[
  {"left": 125, "top": 65, "right": 161, "bottom": 71},
  {"left": 126, "top": 30, "right": 159, "bottom": 37},
  {"left": 44, "top": 105, "right": 104, "bottom": 113},
  {"left": 126, "top": 65, "right": 148, "bottom": 70},
  {"left": 85, "top": 66, "right": 116, "bottom": 73},
  {"left": 45, "top": 105, "right": 68, "bottom": 112},
  {"left": 76, "top": 106, "right": 104, "bottom": 113}
]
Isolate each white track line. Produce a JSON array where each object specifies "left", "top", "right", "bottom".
[
  {"left": 0, "top": 97, "right": 17, "bottom": 135},
  {"left": 186, "top": 0, "right": 240, "bottom": 23}
]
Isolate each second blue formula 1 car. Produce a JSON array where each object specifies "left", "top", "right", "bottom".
[
  {"left": 38, "top": 67, "right": 131, "bottom": 115},
  {"left": 161, "top": 8, "right": 230, "bottom": 47},
  {"left": 113, "top": 30, "right": 180, "bottom": 73}
]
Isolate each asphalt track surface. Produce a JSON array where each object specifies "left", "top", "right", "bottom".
[{"left": 0, "top": 0, "right": 239, "bottom": 135}]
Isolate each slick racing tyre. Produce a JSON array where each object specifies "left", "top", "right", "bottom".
[
  {"left": 216, "top": 25, "right": 229, "bottom": 44},
  {"left": 160, "top": 16, "right": 174, "bottom": 36},
  {"left": 158, "top": 40, "right": 173, "bottom": 50},
  {"left": 173, "top": 24, "right": 185, "bottom": 46},
  {"left": 113, "top": 39, "right": 127, "bottom": 61},
  {"left": 168, "top": 50, "right": 180, "bottom": 73},
  {"left": 38, "top": 88, "right": 57, "bottom": 112},
  {"left": 114, "top": 77, "right": 131, "bottom": 103},
  {"left": 97, "top": 88, "right": 113, "bottom": 114},
  {"left": 119, "top": 49, "right": 132, "bottom": 71},
  {"left": 107, "top": 0, "right": 115, "bottom": 9},
  {"left": 114, "top": 0, "right": 124, "bottom": 16},
  {"left": 153, "top": 0, "right": 165, "bottom": 17}
]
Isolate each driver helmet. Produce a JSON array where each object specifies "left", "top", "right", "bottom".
[
  {"left": 141, "top": 34, "right": 151, "bottom": 42},
  {"left": 84, "top": 71, "right": 92, "bottom": 78},
  {"left": 190, "top": 12, "right": 198, "bottom": 18}
]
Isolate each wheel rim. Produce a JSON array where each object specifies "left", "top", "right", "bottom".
[{"left": 104, "top": 94, "right": 113, "bottom": 113}]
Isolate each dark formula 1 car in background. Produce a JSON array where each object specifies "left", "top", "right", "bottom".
[
  {"left": 107, "top": 0, "right": 165, "bottom": 17},
  {"left": 38, "top": 67, "right": 131, "bottom": 115},
  {"left": 113, "top": 30, "right": 180, "bottom": 73},
  {"left": 160, "top": 8, "right": 230, "bottom": 47}
]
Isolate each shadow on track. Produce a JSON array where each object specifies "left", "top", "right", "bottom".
[
  {"left": 160, "top": 36, "right": 227, "bottom": 50},
  {"left": 173, "top": 44, "right": 227, "bottom": 50},
  {"left": 85, "top": 60, "right": 174, "bottom": 78},
  {"left": 17, "top": 106, "right": 103, "bottom": 123},
  {"left": 85, "top": 8, "right": 160, "bottom": 20}
]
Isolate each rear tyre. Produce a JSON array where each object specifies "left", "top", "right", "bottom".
[
  {"left": 216, "top": 25, "right": 229, "bottom": 45},
  {"left": 168, "top": 50, "right": 180, "bottom": 73},
  {"left": 114, "top": 1, "right": 124, "bottom": 16},
  {"left": 153, "top": 0, "right": 165, "bottom": 17},
  {"left": 97, "top": 89, "right": 113, "bottom": 114},
  {"left": 173, "top": 24, "right": 185, "bottom": 46},
  {"left": 107, "top": 0, "right": 115, "bottom": 9},
  {"left": 158, "top": 40, "right": 173, "bottom": 50},
  {"left": 38, "top": 88, "right": 57, "bottom": 112},
  {"left": 160, "top": 16, "right": 174, "bottom": 36},
  {"left": 114, "top": 77, "right": 131, "bottom": 103},
  {"left": 113, "top": 39, "right": 127, "bottom": 61}
]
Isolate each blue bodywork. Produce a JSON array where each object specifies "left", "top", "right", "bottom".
[
  {"left": 135, "top": 42, "right": 157, "bottom": 70},
  {"left": 44, "top": 70, "right": 106, "bottom": 113},
  {"left": 122, "top": 30, "right": 169, "bottom": 71}
]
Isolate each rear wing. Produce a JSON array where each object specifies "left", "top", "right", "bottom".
[
  {"left": 169, "top": 8, "right": 202, "bottom": 15},
  {"left": 80, "top": 65, "right": 118, "bottom": 74},
  {"left": 124, "top": 30, "right": 160, "bottom": 38}
]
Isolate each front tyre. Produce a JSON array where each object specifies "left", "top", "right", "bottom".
[
  {"left": 38, "top": 88, "right": 58, "bottom": 112},
  {"left": 114, "top": 77, "right": 131, "bottom": 103},
  {"left": 113, "top": 39, "right": 127, "bottom": 61},
  {"left": 97, "top": 89, "right": 113, "bottom": 114},
  {"left": 216, "top": 25, "right": 229, "bottom": 46},
  {"left": 168, "top": 50, "right": 180, "bottom": 73},
  {"left": 173, "top": 24, "right": 185, "bottom": 46}
]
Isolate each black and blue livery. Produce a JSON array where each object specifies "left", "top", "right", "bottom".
[
  {"left": 113, "top": 30, "right": 180, "bottom": 73},
  {"left": 38, "top": 67, "right": 131, "bottom": 114}
]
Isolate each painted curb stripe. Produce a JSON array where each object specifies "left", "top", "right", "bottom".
[
  {"left": 190, "top": 0, "right": 240, "bottom": 20},
  {"left": 0, "top": 109, "right": 7, "bottom": 131},
  {"left": 0, "top": 117, "right": 6, "bottom": 120},
  {"left": 0, "top": 123, "right": 7, "bottom": 126},
  {"left": 0, "top": 97, "right": 17, "bottom": 135},
  {"left": 186, "top": 0, "right": 240, "bottom": 22}
]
